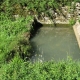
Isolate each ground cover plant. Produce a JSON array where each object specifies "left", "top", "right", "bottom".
[
  {"left": 0, "top": 13, "right": 33, "bottom": 63},
  {"left": 0, "top": 0, "right": 80, "bottom": 80},
  {"left": 0, "top": 57, "right": 80, "bottom": 80}
]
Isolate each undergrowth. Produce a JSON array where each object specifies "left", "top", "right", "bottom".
[
  {"left": 0, "top": 0, "right": 80, "bottom": 80},
  {"left": 0, "top": 57, "right": 80, "bottom": 80},
  {"left": 0, "top": 13, "right": 32, "bottom": 64}
]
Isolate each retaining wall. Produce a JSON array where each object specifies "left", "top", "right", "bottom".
[{"left": 73, "top": 21, "right": 80, "bottom": 48}]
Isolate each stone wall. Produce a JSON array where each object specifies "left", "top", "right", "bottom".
[{"left": 37, "top": 2, "right": 80, "bottom": 24}]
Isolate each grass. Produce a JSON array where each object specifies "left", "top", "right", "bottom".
[
  {"left": 0, "top": 0, "right": 80, "bottom": 79},
  {"left": 0, "top": 57, "right": 80, "bottom": 80},
  {"left": 0, "top": 13, "right": 32, "bottom": 64}
]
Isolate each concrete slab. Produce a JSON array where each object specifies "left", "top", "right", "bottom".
[{"left": 73, "top": 21, "right": 80, "bottom": 48}]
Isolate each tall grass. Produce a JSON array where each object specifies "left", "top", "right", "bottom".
[
  {"left": 0, "top": 58, "right": 80, "bottom": 80},
  {"left": 0, "top": 0, "right": 80, "bottom": 80},
  {"left": 0, "top": 13, "right": 32, "bottom": 64}
]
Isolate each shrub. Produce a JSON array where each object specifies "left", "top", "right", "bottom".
[
  {"left": 69, "top": 19, "right": 76, "bottom": 25},
  {"left": 0, "top": 59, "right": 80, "bottom": 80},
  {"left": 0, "top": 13, "right": 32, "bottom": 63}
]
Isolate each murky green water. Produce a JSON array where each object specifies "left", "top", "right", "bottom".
[{"left": 30, "top": 26, "right": 80, "bottom": 62}]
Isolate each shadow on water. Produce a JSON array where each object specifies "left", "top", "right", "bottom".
[
  {"left": 30, "top": 18, "right": 43, "bottom": 39},
  {"left": 30, "top": 41, "right": 37, "bottom": 56}
]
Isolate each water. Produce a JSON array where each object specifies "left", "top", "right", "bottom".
[{"left": 30, "top": 26, "right": 80, "bottom": 62}]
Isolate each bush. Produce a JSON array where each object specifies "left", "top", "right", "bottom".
[
  {"left": 69, "top": 19, "right": 76, "bottom": 25},
  {"left": 0, "top": 13, "right": 32, "bottom": 63},
  {"left": 0, "top": 59, "right": 80, "bottom": 80},
  {"left": 0, "top": 1, "right": 80, "bottom": 80}
]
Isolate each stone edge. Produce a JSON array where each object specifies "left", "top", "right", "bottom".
[{"left": 73, "top": 22, "right": 80, "bottom": 48}]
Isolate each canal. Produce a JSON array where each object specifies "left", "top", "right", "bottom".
[{"left": 30, "top": 25, "right": 80, "bottom": 62}]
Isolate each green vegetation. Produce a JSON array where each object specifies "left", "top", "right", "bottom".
[
  {"left": 0, "top": 0, "right": 80, "bottom": 79},
  {"left": 1, "top": 58, "right": 80, "bottom": 80},
  {"left": 0, "top": 13, "right": 33, "bottom": 63},
  {"left": 69, "top": 18, "right": 76, "bottom": 25}
]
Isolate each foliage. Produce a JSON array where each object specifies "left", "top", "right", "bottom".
[
  {"left": 79, "top": 18, "right": 80, "bottom": 22},
  {"left": 0, "top": 0, "right": 70, "bottom": 18},
  {"left": 0, "top": 13, "right": 32, "bottom": 64},
  {"left": 69, "top": 18, "right": 76, "bottom": 25},
  {"left": 0, "top": 0, "right": 79, "bottom": 19},
  {"left": 0, "top": 58, "right": 80, "bottom": 80},
  {"left": 0, "top": 0, "right": 80, "bottom": 80}
]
